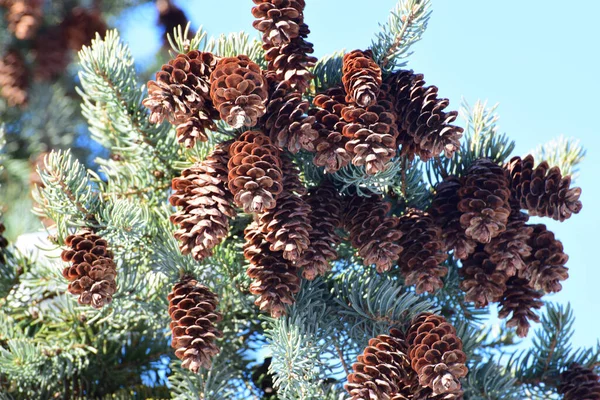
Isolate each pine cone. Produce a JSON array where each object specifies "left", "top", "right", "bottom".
[
  {"left": 33, "top": 25, "right": 70, "bottom": 81},
  {"left": 429, "top": 175, "right": 476, "bottom": 260},
  {"left": 383, "top": 70, "right": 462, "bottom": 161},
  {"left": 257, "top": 154, "right": 312, "bottom": 261},
  {"left": 3, "top": 0, "right": 42, "bottom": 40},
  {"left": 252, "top": 0, "right": 304, "bottom": 47},
  {"left": 60, "top": 230, "right": 117, "bottom": 309},
  {"left": 407, "top": 313, "right": 468, "bottom": 397},
  {"left": 0, "top": 49, "right": 28, "bottom": 107},
  {"left": 342, "top": 98, "right": 399, "bottom": 175},
  {"left": 309, "top": 87, "right": 352, "bottom": 173},
  {"left": 458, "top": 159, "right": 511, "bottom": 244},
  {"left": 460, "top": 246, "right": 508, "bottom": 308},
  {"left": 523, "top": 224, "right": 569, "bottom": 293},
  {"left": 244, "top": 222, "right": 300, "bottom": 317},
  {"left": 279, "top": 151, "right": 306, "bottom": 195},
  {"left": 143, "top": 51, "right": 218, "bottom": 148},
  {"left": 168, "top": 275, "right": 222, "bottom": 372},
  {"left": 0, "top": 222, "right": 8, "bottom": 265},
  {"left": 210, "top": 55, "right": 268, "bottom": 128},
  {"left": 344, "top": 194, "right": 403, "bottom": 273},
  {"left": 558, "top": 363, "right": 600, "bottom": 400},
  {"left": 264, "top": 24, "right": 316, "bottom": 92},
  {"left": 228, "top": 130, "right": 283, "bottom": 213},
  {"left": 345, "top": 328, "right": 411, "bottom": 400},
  {"left": 170, "top": 141, "right": 235, "bottom": 260},
  {"left": 483, "top": 207, "right": 532, "bottom": 278},
  {"left": 397, "top": 209, "right": 448, "bottom": 294},
  {"left": 497, "top": 277, "right": 543, "bottom": 338},
  {"left": 342, "top": 49, "right": 382, "bottom": 107},
  {"left": 157, "top": 0, "right": 189, "bottom": 44},
  {"left": 297, "top": 181, "right": 342, "bottom": 280},
  {"left": 264, "top": 79, "right": 317, "bottom": 153},
  {"left": 506, "top": 155, "right": 582, "bottom": 221},
  {"left": 61, "top": 7, "right": 107, "bottom": 51}
]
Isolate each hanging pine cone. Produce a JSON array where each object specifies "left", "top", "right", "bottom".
[
  {"left": 170, "top": 141, "right": 235, "bottom": 260},
  {"left": 407, "top": 313, "right": 468, "bottom": 397},
  {"left": 483, "top": 207, "right": 532, "bottom": 278},
  {"left": 460, "top": 246, "right": 508, "bottom": 308},
  {"left": 257, "top": 154, "right": 312, "bottom": 262},
  {"left": 156, "top": 0, "right": 189, "bottom": 44},
  {"left": 342, "top": 97, "right": 399, "bottom": 175},
  {"left": 523, "top": 224, "right": 569, "bottom": 294},
  {"left": 264, "top": 24, "right": 316, "bottom": 92},
  {"left": 558, "top": 363, "right": 600, "bottom": 400},
  {"left": 383, "top": 70, "right": 462, "bottom": 161},
  {"left": 497, "top": 276, "right": 543, "bottom": 338},
  {"left": 263, "top": 79, "right": 317, "bottom": 153},
  {"left": 60, "top": 230, "right": 117, "bottom": 309},
  {"left": 297, "top": 181, "right": 342, "bottom": 280},
  {"left": 278, "top": 150, "right": 306, "bottom": 195},
  {"left": 429, "top": 175, "right": 476, "bottom": 260},
  {"left": 3, "top": 0, "right": 42, "bottom": 40},
  {"left": 210, "top": 55, "right": 268, "bottom": 128},
  {"left": 345, "top": 328, "right": 411, "bottom": 400},
  {"left": 61, "top": 7, "right": 107, "bottom": 51},
  {"left": 344, "top": 193, "right": 403, "bottom": 273},
  {"left": 143, "top": 51, "right": 218, "bottom": 148},
  {"left": 309, "top": 87, "right": 352, "bottom": 173},
  {"left": 458, "top": 158, "right": 511, "bottom": 244},
  {"left": 0, "top": 49, "right": 28, "bottom": 107},
  {"left": 228, "top": 130, "right": 283, "bottom": 213},
  {"left": 506, "top": 155, "right": 582, "bottom": 221},
  {"left": 0, "top": 222, "right": 8, "bottom": 265},
  {"left": 342, "top": 49, "right": 382, "bottom": 108},
  {"left": 244, "top": 222, "right": 300, "bottom": 317},
  {"left": 251, "top": 0, "right": 304, "bottom": 47},
  {"left": 397, "top": 209, "right": 448, "bottom": 294},
  {"left": 33, "top": 26, "right": 70, "bottom": 81},
  {"left": 168, "top": 275, "right": 223, "bottom": 372}
]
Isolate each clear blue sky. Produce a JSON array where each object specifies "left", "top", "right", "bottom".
[{"left": 118, "top": 1, "right": 600, "bottom": 348}]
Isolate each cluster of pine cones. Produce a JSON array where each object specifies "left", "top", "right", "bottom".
[{"left": 0, "top": 1, "right": 106, "bottom": 106}]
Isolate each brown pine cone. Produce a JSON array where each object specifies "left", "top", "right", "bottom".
[
  {"left": 143, "top": 51, "right": 218, "bottom": 148},
  {"left": 297, "top": 181, "right": 342, "bottom": 280},
  {"left": 60, "top": 230, "right": 117, "bottom": 309},
  {"left": 342, "top": 98, "right": 399, "bottom": 175},
  {"left": 33, "top": 25, "right": 71, "bottom": 81},
  {"left": 279, "top": 151, "right": 306, "bottom": 195},
  {"left": 4, "top": 0, "right": 42, "bottom": 40},
  {"left": 497, "top": 276, "right": 543, "bottom": 338},
  {"left": 210, "top": 55, "right": 268, "bottom": 128},
  {"left": 429, "top": 175, "right": 476, "bottom": 260},
  {"left": 257, "top": 154, "right": 311, "bottom": 261},
  {"left": 344, "top": 194, "right": 403, "bottom": 273},
  {"left": 264, "top": 79, "right": 317, "bottom": 153},
  {"left": 506, "top": 155, "right": 582, "bottom": 221},
  {"left": 342, "top": 49, "right": 382, "bottom": 107},
  {"left": 168, "top": 275, "right": 222, "bottom": 372},
  {"left": 523, "top": 224, "right": 569, "bottom": 294},
  {"left": 0, "top": 49, "right": 28, "bottom": 107},
  {"left": 483, "top": 207, "right": 532, "bottom": 278},
  {"left": 61, "top": 7, "right": 107, "bottom": 51},
  {"left": 458, "top": 159, "right": 511, "bottom": 244},
  {"left": 309, "top": 87, "right": 352, "bottom": 173},
  {"left": 264, "top": 24, "right": 316, "bottom": 92},
  {"left": 397, "top": 209, "right": 448, "bottom": 294},
  {"left": 157, "top": 0, "right": 189, "bottom": 44},
  {"left": 345, "top": 328, "right": 411, "bottom": 400},
  {"left": 383, "top": 70, "right": 462, "bottom": 161},
  {"left": 460, "top": 246, "right": 508, "bottom": 308},
  {"left": 407, "top": 313, "right": 468, "bottom": 397},
  {"left": 227, "top": 130, "right": 283, "bottom": 213},
  {"left": 252, "top": 0, "right": 304, "bottom": 47},
  {"left": 558, "top": 363, "right": 600, "bottom": 400},
  {"left": 244, "top": 222, "right": 300, "bottom": 317},
  {"left": 169, "top": 141, "right": 235, "bottom": 260}
]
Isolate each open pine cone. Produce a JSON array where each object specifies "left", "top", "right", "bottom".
[{"left": 342, "top": 49, "right": 382, "bottom": 107}]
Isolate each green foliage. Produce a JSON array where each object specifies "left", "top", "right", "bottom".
[{"left": 532, "top": 135, "right": 586, "bottom": 179}]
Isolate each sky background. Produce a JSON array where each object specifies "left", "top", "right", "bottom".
[{"left": 117, "top": 1, "right": 600, "bottom": 349}]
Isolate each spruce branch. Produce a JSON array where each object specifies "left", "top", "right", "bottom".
[
  {"left": 206, "top": 32, "right": 267, "bottom": 69},
  {"left": 531, "top": 135, "right": 585, "bottom": 180},
  {"left": 371, "top": 0, "right": 432, "bottom": 72},
  {"left": 168, "top": 23, "right": 208, "bottom": 54},
  {"left": 311, "top": 50, "right": 344, "bottom": 94}
]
